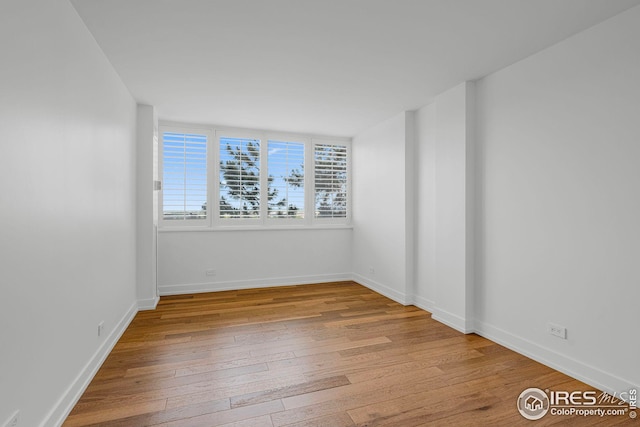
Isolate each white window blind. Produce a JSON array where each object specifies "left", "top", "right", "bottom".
[
  {"left": 267, "top": 140, "right": 305, "bottom": 219},
  {"left": 162, "top": 131, "right": 207, "bottom": 221},
  {"left": 219, "top": 136, "right": 261, "bottom": 219},
  {"left": 314, "top": 143, "right": 348, "bottom": 218}
]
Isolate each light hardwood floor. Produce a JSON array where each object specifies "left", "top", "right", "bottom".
[{"left": 64, "top": 281, "right": 635, "bottom": 426}]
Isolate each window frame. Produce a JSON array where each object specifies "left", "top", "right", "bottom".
[{"left": 158, "top": 123, "right": 351, "bottom": 231}]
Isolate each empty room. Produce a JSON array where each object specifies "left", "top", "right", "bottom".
[{"left": 1, "top": 0, "right": 639, "bottom": 426}]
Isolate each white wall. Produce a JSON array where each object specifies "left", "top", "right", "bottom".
[
  {"left": 413, "top": 103, "right": 437, "bottom": 310},
  {"left": 352, "top": 112, "right": 414, "bottom": 303},
  {"left": 412, "top": 83, "right": 476, "bottom": 334},
  {"left": 432, "top": 82, "right": 476, "bottom": 333},
  {"left": 136, "top": 105, "right": 159, "bottom": 309},
  {"left": 158, "top": 229, "right": 352, "bottom": 293},
  {"left": 475, "top": 5, "right": 640, "bottom": 394},
  {"left": 0, "top": 0, "right": 138, "bottom": 426}
]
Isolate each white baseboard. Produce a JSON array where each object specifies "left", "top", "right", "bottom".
[
  {"left": 431, "top": 307, "right": 475, "bottom": 334},
  {"left": 351, "top": 274, "right": 410, "bottom": 305},
  {"left": 137, "top": 296, "right": 159, "bottom": 311},
  {"left": 474, "top": 319, "right": 639, "bottom": 397},
  {"left": 158, "top": 273, "right": 352, "bottom": 296},
  {"left": 412, "top": 294, "right": 435, "bottom": 313},
  {"left": 43, "top": 302, "right": 138, "bottom": 427}
]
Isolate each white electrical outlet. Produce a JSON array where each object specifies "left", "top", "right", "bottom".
[
  {"left": 548, "top": 323, "right": 567, "bottom": 339},
  {"left": 205, "top": 269, "right": 216, "bottom": 277},
  {"left": 98, "top": 321, "right": 105, "bottom": 337},
  {"left": 4, "top": 410, "right": 19, "bottom": 427}
]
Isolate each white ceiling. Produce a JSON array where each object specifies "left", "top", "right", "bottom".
[{"left": 71, "top": 0, "right": 640, "bottom": 137}]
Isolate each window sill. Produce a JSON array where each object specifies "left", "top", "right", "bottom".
[{"left": 158, "top": 224, "right": 354, "bottom": 233}]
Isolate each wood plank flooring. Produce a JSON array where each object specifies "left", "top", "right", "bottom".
[{"left": 64, "top": 282, "right": 635, "bottom": 426}]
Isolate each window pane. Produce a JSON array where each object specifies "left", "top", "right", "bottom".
[
  {"left": 267, "top": 140, "right": 305, "bottom": 219},
  {"left": 314, "top": 144, "right": 348, "bottom": 218},
  {"left": 162, "top": 132, "right": 207, "bottom": 221},
  {"left": 219, "top": 137, "right": 261, "bottom": 219}
]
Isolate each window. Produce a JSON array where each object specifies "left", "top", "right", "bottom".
[
  {"left": 268, "top": 140, "right": 305, "bottom": 219},
  {"left": 314, "top": 143, "right": 348, "bottom": 219},
  {"left": 219, "top": 136, "right": 261, "bottom": 219},
  {"left": 161, "top": 130, "right": 208, "bottom": 224},
  {"left": 159, "top": 125, "right": 350, "bottom": 229}
]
